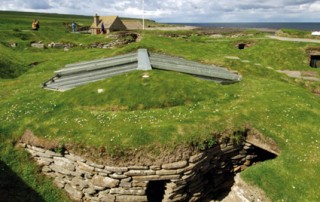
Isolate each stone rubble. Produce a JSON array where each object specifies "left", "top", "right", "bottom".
[{"left": 31, "top": 42, "right": 45, "bottom": 49}]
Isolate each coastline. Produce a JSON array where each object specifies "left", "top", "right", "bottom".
[
  {"left": 168, "top": 22, "right": 320, "bottom": 31},
  {"left": 146, "top": 24, "right": 278, "bottom": 34},
  {"left": 145, "top": 25, "right": 198, "bottom": 31}
]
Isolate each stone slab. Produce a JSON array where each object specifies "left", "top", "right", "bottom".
[
  {"left": 110, "top": 188, "right": 145, "bottom": 195},
  {"left": 127, "top": 166, "right": 149, "bottom": 170},
  {"left": 54, "top": 157, "right": 75, "bottom": 171},
  {"left": 65, "top": 154, "right": 86, "bottom": 162},
  {"left": 162, "top": 160, "right": 188, "bottom": 170},
  {"left": 50, "top": 164, "right": 75, "bottom": 176},
  {"left": 116, "top": 195, "right": 148, "bottom": 202},
  {"left": 124, "top": 170, "right": 156, "bottom": 176},
  {"left": 99, "top": 195, "right": 115, "bottom": 202},
  {"left": 45, "top": 150, "right": 62, "bottom": 157},
  {"left": 77, "top": 161, "right": 95, "bottom": 172},
  {"left": 109, "top": 173, "right": 128, "bottom": 179},
  {"left": 71, "top": 177, "right": 89, "bottom": 191},
  {"left": 105, "top": 166, "right": 128, "bottom": 173},
  {"left": 91, "top": 175, "right": 119, "bottom": 188},
  {"left": 36, "top": 152, "right": 54, "bottom": 158},
  {"left": 88, "top": 161, "right": 105, "bottom": 169},
  {"left": 137, "top": 49, "right": 152, "bottom": 71},
  {"left": 156, "top": 169, "right": 177, "bottom": 175},
  {"left": 64, "top": 184, "right": 83, "bottom": 200},
  {"left": 189, "top": 153, "right": 204, "bottom": 163}
]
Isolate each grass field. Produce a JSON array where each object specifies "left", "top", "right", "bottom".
[{"left": 0, "top": 11, "right": 320, "bottom": 201}]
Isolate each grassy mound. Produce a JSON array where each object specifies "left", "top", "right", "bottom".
[
  {"left": 0, "top": 44, "right": 25, "bottom": 79},
  {"left": 64, "top": 70, "right": 220, "bottom": 111}
]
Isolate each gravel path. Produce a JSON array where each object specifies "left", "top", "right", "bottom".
[{"left": 267, "top": 35, "right": 320, "bottom": 43}]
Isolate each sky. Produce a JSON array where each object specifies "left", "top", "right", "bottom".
[{"left": 1, "top": 0, "right": 320, "bottom": 22}]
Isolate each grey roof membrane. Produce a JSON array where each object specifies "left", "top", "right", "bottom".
[{"left": 42, "top": 49, "right": 242, "bottom": 91}]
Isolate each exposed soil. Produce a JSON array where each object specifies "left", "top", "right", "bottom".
[
  {"left": 66, "top": 143, "right": 197, "bottom": 167},
  {"left": 19, "top": 127, "right": 280, "bottom": 167},
  {"left": 20, "top": 129, "right": 59, "bottom": 150}
]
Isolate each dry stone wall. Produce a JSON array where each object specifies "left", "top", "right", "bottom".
[{"left": 20, "top": 140, "right": 271, "bottom": 202}]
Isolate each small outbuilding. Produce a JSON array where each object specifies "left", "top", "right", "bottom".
[{"left": 90, "top": 15, "right": 127, "bottom": 34}]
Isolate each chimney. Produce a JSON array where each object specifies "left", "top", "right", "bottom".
[{"left": 94, "top": 14, "right": 99, "bottom": 27}]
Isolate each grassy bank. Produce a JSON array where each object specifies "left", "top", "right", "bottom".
[{"left": 1, "top": 11, "right": 320, "bottom": 201}]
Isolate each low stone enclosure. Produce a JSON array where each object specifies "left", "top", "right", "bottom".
[
  {"left": 19, "top": 129, "right": 279, "bottom": 202},
  {"left": 27, "top": 32, "right": 140, "bottom": 51}
]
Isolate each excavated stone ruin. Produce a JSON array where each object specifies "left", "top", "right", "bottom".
[
  {"left": 238, "top": 43, "right": 246, "bottom": 50},
  {"left": 310, "top": 55, "right": 320, "bottom": 68},
  {"left": 19, "top": 130, "right": 279, "bottom": 202},
  {"left": 306, "top": 47, "right": 320, "bottom": 68},
  {"left": 236, "top": 41, "right": 255, "bottom": 50}
]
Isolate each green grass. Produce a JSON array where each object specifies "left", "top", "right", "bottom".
[
  {"left": 0, "top": 138, "right": 69, "bottom": 201},
  {"left": 281, "top": 28, "right": 310, "bottom": 36},
  {"left": 0, "top": 44, "right": 26, "bottom": 78},
  {"left": 277, "top": 28, "right": 319, "bottom": 39},
  {"left": 1, "top": 11, "right": 320, "bottom": 201},
  {"left": 64, "top": 70, "right": 220, "bottom": 110}
]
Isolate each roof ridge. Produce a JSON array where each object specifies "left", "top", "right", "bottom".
[{"left": 43, "top": 49, "right": 242, "bottom": 91}]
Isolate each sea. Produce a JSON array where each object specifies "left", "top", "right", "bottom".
[{"left": 172, "top": 22, "right": 320, "bottom": 31}]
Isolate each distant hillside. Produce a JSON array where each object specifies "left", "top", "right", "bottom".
[{"left": 0, "top": 11, "right": 163, "bottom": 30}]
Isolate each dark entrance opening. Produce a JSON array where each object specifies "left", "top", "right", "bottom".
[
  {"left": 238, "top": 43, "right": 246, "bottom": 50},
  {"left": 146, "top": 180, "right": 168, "bottom": 202},
  {"left": 310, "top": 55, "right": 320, "bottom": 68},
  {"left": 204, "top": 170, "right": 236, "bottom": 201},
  {"left": 207, "top": 143, "right": 278, "bottom": 201},
  {"left": 249, "top": 146, "right": 277, "bottom": 163}
]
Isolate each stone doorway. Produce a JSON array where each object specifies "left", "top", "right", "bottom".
[
  {"left": 238, "top": 43, "right": 246, "bottom": 50},
  {"left": 146, "top": 180, "right": 169, "bottom": 202},
  {"left": 203, "top": 143, "right": 278, "bottom": 201},
  {"left": 310, "top": 55, "right": 320, "bottom": 68}
]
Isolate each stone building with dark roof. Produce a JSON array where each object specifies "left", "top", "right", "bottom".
[{"left": 90, "top": 15, "right": 127, "bottom": 34}]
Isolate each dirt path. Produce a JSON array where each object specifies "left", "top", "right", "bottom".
[{"left": 267, "top": 35, "right": 320, "bottom": 43}]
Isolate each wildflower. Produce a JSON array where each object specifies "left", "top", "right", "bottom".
[{"left": 97, "top": 89, "right": 104, "bottom": 93}]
